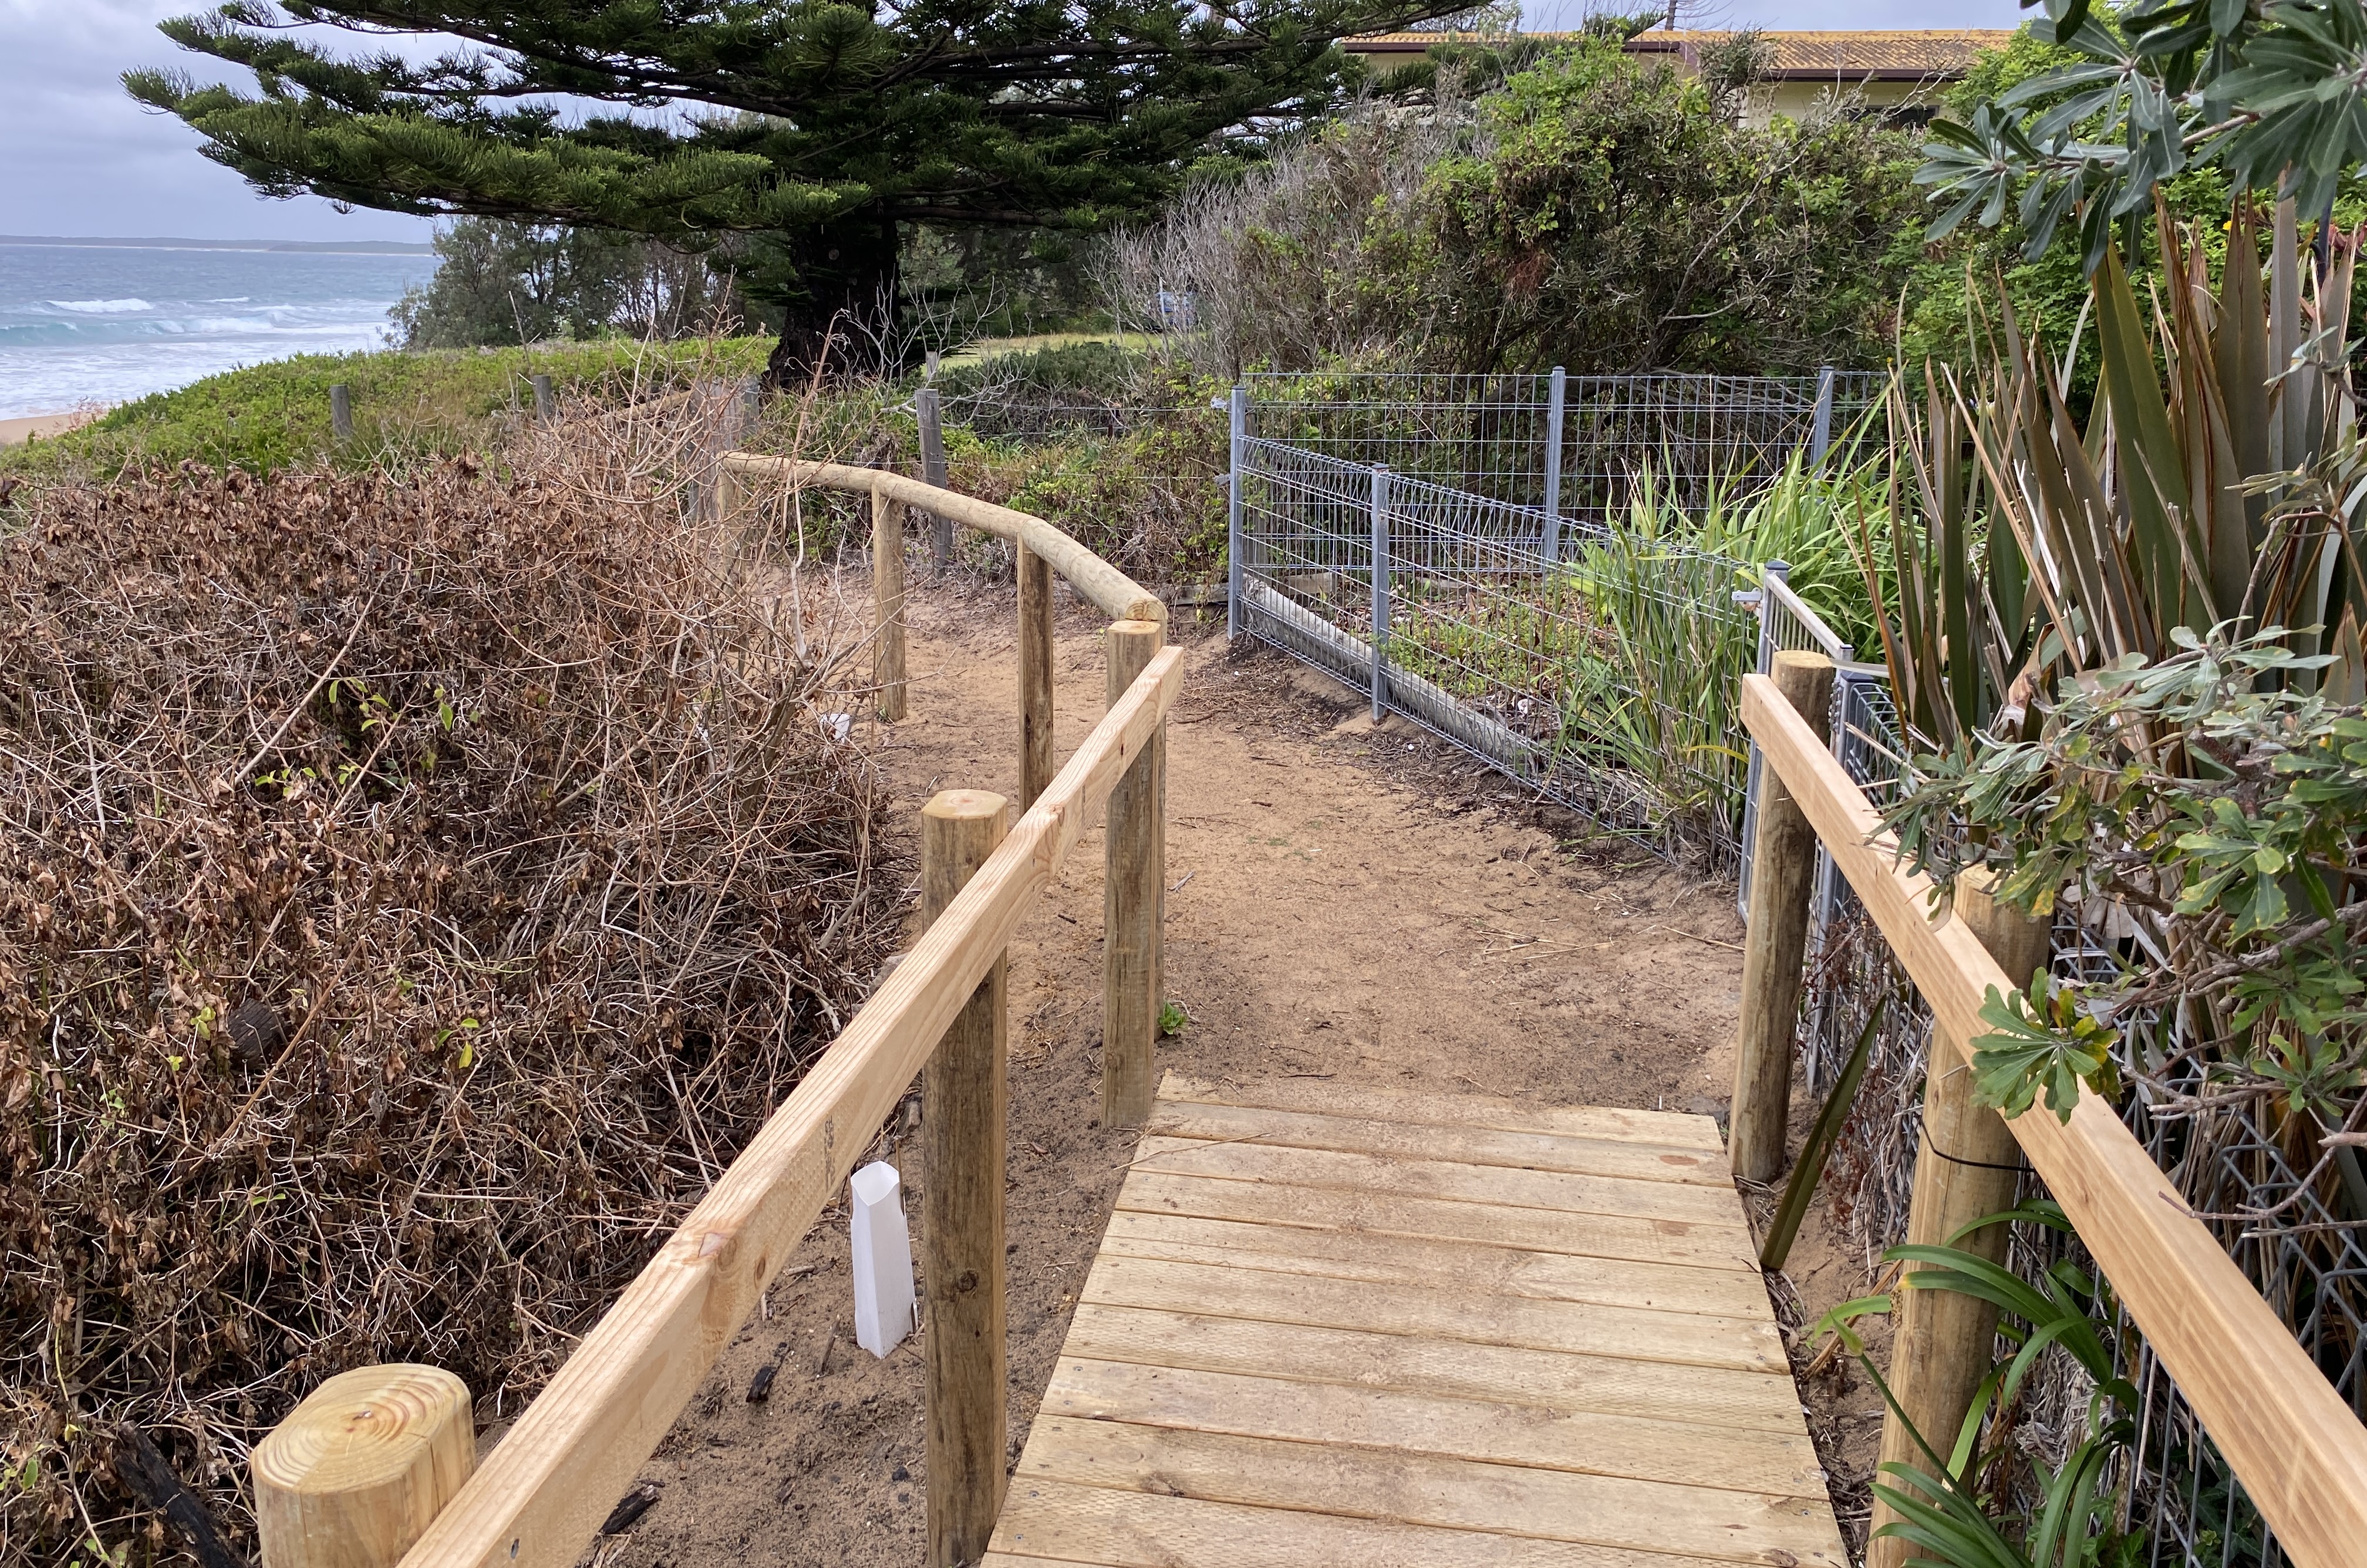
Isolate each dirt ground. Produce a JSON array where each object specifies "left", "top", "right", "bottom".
[{"left": 574, "top": 579, "right": 1887, "bottom": 1567}]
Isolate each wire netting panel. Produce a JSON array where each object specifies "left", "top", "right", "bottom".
[
  {"left": 1236, "top": 436, "right": 1760, "bottom": 866},
  {"left": 1245, "top": 369, "right": 1882, "bottom": 522}
]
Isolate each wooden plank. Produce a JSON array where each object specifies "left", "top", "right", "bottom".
[
  {"left": 729, "top": 456, "right": 1166, "bottom": 626},
  {"left": 991, "top": 1469, "right": 1843, "bottom": 1568},
  {"left": 1158, "top": 1072, "right": 1724, "bottom": 1152},
  {"left": 390, "top": 649, "right": 1187, "bottom": 1568},
  {"left": 1035, "top": 1360, "right": 1827, "bottom": 1496},
  {"left": 1019, "top": 1415, "right": 1843, "bottom": 1560},
  {"left": 1060, "top": 1303, "right": 1808, "bottom": 1434},
  {"left": 1115, "top": 1169, "right": 1760, "bottom": 1272},
  {"left": 1144, "top": 1100, "right": 1732, "bottom": 1188},
  {"left": 1078, "top": 1255, "right": 1786, "bottom": 1374},
  {"left": 1098, "top": 1210, "right": 1774, "bottom": 1319},
  {"left": 1124, "top": 1136, "right": 1741, "bottom": 1227},
  {"left": 1746, "top": 673, "right": 2367, "bottom": 1568}
]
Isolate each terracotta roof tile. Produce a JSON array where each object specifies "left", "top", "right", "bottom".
[{"left": 1346, "top": 28, "right": 2014, "bottom": 79}]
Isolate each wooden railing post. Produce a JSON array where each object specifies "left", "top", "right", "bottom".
[
  {"left": 920, "top": 790, "right": 1011, "bottom": 1568},
  {"left": 1869, "top": 868, "right": 2051, "bottom": 1568},
  {"left": 1729, "top": 649, "right": 1834, "bottom": 1183},
  {"left": 1018, "top": 544, "right": 1055, "bottom": 809},
  {"left": 329, "top": 383, "right": 353, "bottom": 447},
  {"left": 252, "top": 1364, "right": 473, "bottom": 1568},
  {"left": 1101, "top": 619, "right": 1166, "bottom": 1125},
  {"left": 873, "top": 483, "right": 908, "bottom": 722}
]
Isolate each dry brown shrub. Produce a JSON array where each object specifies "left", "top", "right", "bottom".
[{"left": 0, "top": 449, "right": 902, "bottom": 1565}]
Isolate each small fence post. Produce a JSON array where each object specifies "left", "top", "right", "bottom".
[
  {"left": 918, "top": 387, "right": 952, "bottom": 571},
  {"left": 1808, "top": 366, "right": 1836, "bottom": 469},
  {"left": 1542, "top": 366, "right": 1566, "bottom": 564},
  {"left": 530, "top": 373, "right": 556, "bottom": 423},
  {"left": 252, "top": 1364, "right": 474, "bottom": 1568},
  {"left": 328, "top": 383, "right": 353, "bottom": 446},
  {"left": 1102, "top": 619, "right": 1166, "bottom": 1125},
  {"left": 1370, "top": 464, "right": 1390, "bottom": 723},
  {"left": 1869, "top": 870, "right": 2051, "bottom": 1568},
  {"left": 1729, "top": 649, "right": 1833, "bottom": 1183},
  {"left": 920, "top": 789, "right": 1011, "bottom": 1568},
  {"left": 873, "top": 484, "right": 908, "bottom": 722},
  {"left": 1017, "top": 544, "right": 1054, "bottom": 808},
  {"left": 1227, "top": 385, "right": 1247, "bottom": 641}
]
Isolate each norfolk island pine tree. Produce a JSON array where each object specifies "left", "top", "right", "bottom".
[{"left": 130, "top": 1, "right": 1475, "bottom": 382}]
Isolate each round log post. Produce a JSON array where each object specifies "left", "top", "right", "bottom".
[
  {"left": 1869, "top": 869, "right": 2051, "bottom": 1568},
  {"left": 1018, "top": 544, "right": 1056, "bottom": 810},
  {"left": 328, "top": 384, "right": 353, "bottom": 447},
  {"left": 920, "top": 790, "right": 1011, "bottom": 1568},
  {"left": 873, "top": 483, "right": 908, "bottom": 722},
  {"left": 530, "top": 374, "right": 557, "bottom": 423},
  {"left": 1728, "top": 649, "right": 1835, "bottom": 1183},
  {"left": 1101, "top": 619, "right": 1166, "bottom": 1126},
  {"left": 252, "top": 1364, "right": 474, "bottom": 1568}
]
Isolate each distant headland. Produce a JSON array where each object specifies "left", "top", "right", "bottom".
[{"left": 0, "top": 234, "right": 434, "bottom": 257}]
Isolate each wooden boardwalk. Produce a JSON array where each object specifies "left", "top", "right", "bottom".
[{"left": 986, "top": 1073, "right": 1848, "bottom": 1568}]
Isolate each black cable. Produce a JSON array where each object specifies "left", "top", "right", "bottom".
[{"left": 1918, "top": 1132, "right": 2031, "bottom": 1175}]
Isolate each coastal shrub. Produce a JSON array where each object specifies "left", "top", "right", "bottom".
[
  {"left": 1421, "top": 41, "right": 1919, "bottom": 373},
  {"left": 0, "top": 458, "right": 901, "bottom": 1566},
  {"left": 0, "top": 337, "right": 773, "bottom": 485},
  {"left": 1113, "top": 41, "right": 1918, "bottom": 378}
]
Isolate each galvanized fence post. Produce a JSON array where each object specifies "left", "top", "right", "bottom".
[
  {"left": 1227, "top": 385, "right": 1247, "bottom": 641},
  {"left": 1370, "top": 464, "right": 1390, "bottom": 723},
  {"left": 917, "top": 387, "right": 952, "bottom": 570},
  {"left": 1809, "top": 366, "right": 1836, "bottom": 469},
  {"left": 1542, "top": 366, "right": 1566, "bottom": 564},
  {"left": 1735, "top": 558, "right": 1789, "bottom": 922}
]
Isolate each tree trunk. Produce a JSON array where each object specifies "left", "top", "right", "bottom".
[{"left": 764, "top": 213, "right": 902, "bottom": 389}]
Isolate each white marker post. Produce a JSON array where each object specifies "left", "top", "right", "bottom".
[{"left": 849, "top": 1160, "right": 918, "bottom": 1357}]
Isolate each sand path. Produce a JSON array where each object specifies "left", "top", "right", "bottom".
[{"left": 578, "top": 581, "right": 1752, "bottom": 1567}]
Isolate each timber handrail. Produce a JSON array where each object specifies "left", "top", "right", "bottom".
[
  {"left": 721, "top": 453, "right": 1166, "bottom": 626},
  {"left": 1741, "top": 670, "right": 2367, "bottom": 1568},
  {"left": 386, "top": 647, "right": 1184, "bottom": 1568}
]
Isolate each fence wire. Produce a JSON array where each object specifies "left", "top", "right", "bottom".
[
  {"left": 1798, "top": 681, "right": 2366, "bottom": 1568},
  {"left": 1245, "top": 369, "right": 1882, "bottom": 528},
  {"left": 1234, "top": 434, "right": 1762, "bottom": 866}
]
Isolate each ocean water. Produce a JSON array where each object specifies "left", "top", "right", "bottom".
[{"left": 0, "top": 242, "right": 440, "bottom": 419}]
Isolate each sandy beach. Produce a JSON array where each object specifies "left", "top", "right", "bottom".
[{"left": 1, "top": 410, "right": 98, "bottom": 446}]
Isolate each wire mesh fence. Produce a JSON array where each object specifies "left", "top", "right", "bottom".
[
  {"left": 1230, "top": 371, "right": 1874, "bottom": 869},
  {"left": 1792, "top": 671, "right": 2367, "bottom": 1568},
  {"left": 1244, "top": 368, "right": 1882, "bottom": 533},
  {"left": 1233, "top": 433, "right": 1765, "bottom": 866}
]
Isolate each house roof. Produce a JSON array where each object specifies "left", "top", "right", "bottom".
[{"left": 1344, "top": 28, "right": 2014, "bottom": 81}]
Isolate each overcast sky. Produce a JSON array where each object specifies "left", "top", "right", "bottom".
[{"left": 0, "top": 0, "right": 2030, "bottom": 244}]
